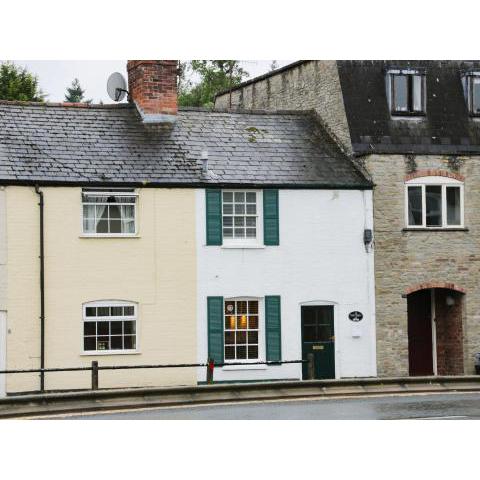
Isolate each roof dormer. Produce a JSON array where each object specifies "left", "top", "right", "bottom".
[{"left": 386, "top": 67, "right": 426, "bottom": 117}]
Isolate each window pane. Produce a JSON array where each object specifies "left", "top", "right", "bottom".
[
  {"left": 124, "top": 306, "right": 135, "bottom": 316},
  {"left": 122, "top": 219, "right": 135, "bottom": 234},
  {"left": 97, "top": 306, "right": 110, "bottom": 317},
  {"left": 111, "top": 306, "right": 123, "bottom": 317},
  {"left": 426, "top": 185, "right": 442, "bottom": 227},
  {"left": 111, "top": 336, "right": 123, "bottom": 350},
  {"left": 225, "top": 301, "right": 235, "bottom": 315},
  {"left": 234, "top": 192, "right": 245, "bottom": 202},
  {"left": 110, "top": 220, "right": 122, "bottom": 233},
  {"left": 246, "top": 228, "right": 256, "bottom": 238},
  {"left": 248, "top": 345, "right": 258, "bottom": 359},
  {"left": 225, "top": 346, "right": 235, "bottom": 360},
  {"left": 85, "top": 307, "right": 96, "bottom": 317},
  {"left": 234, "top": 216, "right": 245, "bottom": 226},
  {"left": 246, "top": 204, "right": 256, "bottom": 214},
  {"left": 234, "top": 204, "right": 245, "bottom": 214},
  {"left": 236, "top": 346, "right": 247, "bottom": 359},
  {"left": 234, "top": 228, "right": 245, "bottom": 237},
  {"left": 473, "top": 78, "right": 480, "bottom": 114},
  {"left": 236, "top": 331, "right": 247, "bottom": 344},
  {"left": 237, "top": 301, "right": 247, "bottom": 314},
  {"left": 246, "top": 192, "right": 256, "bottom": 203},
  {"left": 248, "top": 316, "right": 258, "bottom": 329},
  {"left": 111, "top": 321, "right": 123, "bottom": 335},
  {"left": 97, "top": 322, "right": 109, "bottom": 335},
  {"left": 97, "top": 337, "right": 109, "bottom": 350},
  {"left": 248, "top": 301, "right": 258, "bottom": 314},
  {"left": 412, "top": 75, "right": 423, "bottom": 111},
  {"left": 248, "top": 331, "right": 258, "bottom": 344},
  {"left": 123, "top": 335, "right": 136, "bottom": 349},
  {"left": 223, "top": 216, "right": 233, "bottom": 227},
  {"left": 223, "top": 192, "right": 233, "bottom": 202},
  {"left": 225, "top": 315, "right": 235, "bottom": 330},
  {"left": 123, "top": 321, "right": 136, "bottom": 334},
  {"left": 224, "top": 331, "right": 235, "bottom": 344},
  {"left": 393, "top": 75, "right": 408, "bottom": 111},
  {"left": 96, "top": 219, "right": 109, "bottom": 233},
  {"left": 109, "top": 204, "right": 121, "bottom": 219},
  {"left": 408, "top": 186, "right": 423, "bottom": 226},
  {"left": 84, "top": 321, "right": 96, "bottom": 336},
  {"left": 237, "top": 315, "right": 248, "bottom": 330},
  {"left": 223, "top": 228, "right": 233, "bottom": 238},
  {"left": 446, "top": 186, "right": 461, "bottom": 225},
  {"left": 84, "top": 337, "right": 96, "bottom": 351}
]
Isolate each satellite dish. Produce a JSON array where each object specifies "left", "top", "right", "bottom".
[{"left": 107, "top": 72, "right": 128, "bottom": 102}]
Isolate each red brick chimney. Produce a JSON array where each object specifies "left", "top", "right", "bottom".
[{"left": 127, "top": 60, "right": 178, "bottom": 122}]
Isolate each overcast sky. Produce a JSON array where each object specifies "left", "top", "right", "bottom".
[{"left": 13, "top": 60, "right": 292, "bottom": 103}]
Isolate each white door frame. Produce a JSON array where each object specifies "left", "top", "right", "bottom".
[
  {"left": 431, "top": 289, "right": 438, "bottom": 376},
  {"left": 0, "top": 311, "right": 6, "bottom": 397}
]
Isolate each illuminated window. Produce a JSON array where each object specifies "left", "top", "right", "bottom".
[
  {"left": 83, "top": 301, "right": 137, "bottom": 353},
  {"left": 82, "top": 189, "right": 137, "bottom": 235},
  {"left": 224, "top": 299, "right": 259, "bottom": 361}
]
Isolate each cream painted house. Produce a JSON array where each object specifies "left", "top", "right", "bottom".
[{"left": 0, "top": 60, "right": 374, "bottom": 394}]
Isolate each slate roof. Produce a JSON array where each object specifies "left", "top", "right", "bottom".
[
  {"left": 0, "top": 101, "right": 370, "bottom": 188},
  {"left": 337, "top": 60, "right": 480, "bottom": 155}
]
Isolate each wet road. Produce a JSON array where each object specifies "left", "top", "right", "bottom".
[{"left": 51, "top": 392, "right": 480, "bottom": 420}]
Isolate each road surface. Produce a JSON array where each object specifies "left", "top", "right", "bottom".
[{"left": 46, "top": 391, "right": 480, "bottom": 420}]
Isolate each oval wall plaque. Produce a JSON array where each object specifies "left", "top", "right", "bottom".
[{"left": 348, "top": 311, "right": 363, "bottom": 322}]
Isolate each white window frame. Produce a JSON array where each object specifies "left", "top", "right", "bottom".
[
  {"left": 405, "top": 176, "right": 464, "bottom": 229},
  {"left": 221, "top": 190, "right": 263, "bottom": 247},
  {"left": 223, "top": 297, "right": 264, "bottom": 365},
  {"left": 81, "top": 189, "right": 138, "bottom": 237},
  {"left": 82, "top": 300, "right": 138, "bottom": 355}
]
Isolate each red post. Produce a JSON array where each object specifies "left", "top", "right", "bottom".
[{"left": 206, "top": 358, "right": 215, "bottom": 384}]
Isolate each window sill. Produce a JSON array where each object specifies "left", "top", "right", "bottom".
[
  {"left": 222, "top": 364, "right": 267, "bottom": 371},
  {"left": 79, "top": 234, "right": 140, "bottom": 239},
  {"left": 391, "top": 111, "right": 426, "bottom": 118},
  {"left": 402, "top": 227, "right": 468, "bottom": 232},
  {"left": 80, "top": 350, "right": 140, "bottom": 356}
]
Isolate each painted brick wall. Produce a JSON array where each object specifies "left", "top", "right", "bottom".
[
  {"left": 215, "top": 61, "right": 353, "bottom": 154},
  {"left": 365, "top": 154, "right": 480, "bottom": 376}
]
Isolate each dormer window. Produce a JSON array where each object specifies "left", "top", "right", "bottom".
[
  {"left": 388, "top": 69, "right": 426, "bottom": 116},
  {"left": 462, "top": 72, "right": 480, "bottom": 116}
]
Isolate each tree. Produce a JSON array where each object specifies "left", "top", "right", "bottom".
[
  {"left": 178, "top": 60, "right": 248, "bottom": 108},
  {"left": 65, "top": 78, "right": 91, "bottom": 103},
  {"left": 0, "top": 62, "right": 45, "bottom": 101}
]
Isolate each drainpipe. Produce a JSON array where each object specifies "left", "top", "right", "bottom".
[{"left": 34, "top": 185, "right": 45, "bottom": 392}]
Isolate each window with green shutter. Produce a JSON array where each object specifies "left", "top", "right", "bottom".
[
  {"left": 207, "top": 296, "right": 224, "bottom": 363},
  {"left": 263, "top": 189, "right": 279, "bottom": 245},
  {"left": 265, "top": 295, "right": 282, "bottom": 362},
  {"left": 206, "top": 189, "right": 222, "bottom": 245}
]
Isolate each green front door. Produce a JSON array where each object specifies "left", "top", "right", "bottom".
[{"left": 301, "top": 305, "right": 335, "bottom": 379}]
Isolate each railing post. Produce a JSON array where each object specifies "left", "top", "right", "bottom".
[
  {"left": 91, "top": 361, "right": 99, "bottom": 390},
  {"left": 206, "top": 358, "right": 214, "bottom": 384},
  {"left": 307, "top": 353, "right": 315, "bottom": 380}
]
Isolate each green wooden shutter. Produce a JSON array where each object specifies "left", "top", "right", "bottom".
[
  {"left": 263, "top": 189, "right": 279, "bottom": 245},
  {"left": 206, "top": 189, "right": 222, "bottom": 245},
  {"left": 207, "top": 296, "right": 224, "bottom": 363},
  {"left": 265, "top": 295, "right": 282, "bottom": 362}
]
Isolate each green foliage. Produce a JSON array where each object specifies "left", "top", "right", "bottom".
[
  {"left": 65, "top": 78, "right": 91, "bottom": 103},
  {"left": 178, "top": 60, "right": 248, "bottom": 108},
  {"left": 0, "top": 62, "right": 45, "bottom": 101}
]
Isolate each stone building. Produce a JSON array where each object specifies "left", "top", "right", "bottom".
[{"left": 216, "top": 60, "right": 480, "bottom": 376}]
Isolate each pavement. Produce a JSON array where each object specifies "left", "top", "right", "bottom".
[{"left": 41, "top": 391, "right": 480, "bottom": 420}]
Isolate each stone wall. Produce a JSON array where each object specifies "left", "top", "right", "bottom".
[
  {"left": 215, "top": 61, "right": 353, "bottom": 153},
  {"left": 366, "top": 153, "right": 480, "bottom": 376}
]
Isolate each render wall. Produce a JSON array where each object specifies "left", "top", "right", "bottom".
[
  {"left": 5, "top": 186, "right": 197, "bottom": 393},
  {"left": 215, "top": 61, "right": 353, "bottom": 153},
  {"left": 365, "top": 154, "right": 478, "bottom": 376},
  {"left": 196, "top": 188, "right": 377, "bottom": 382}
]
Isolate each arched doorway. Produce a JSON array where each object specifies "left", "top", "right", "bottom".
[{"left": 406, "top": 284, "right": 464, "bottom": 376}]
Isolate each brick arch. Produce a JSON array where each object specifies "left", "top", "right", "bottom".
[
  {"left": 404, "top": 169, "right": 465, "bottom": 182},
  {"left": 405, "top": 282, "right": 466, "bottom": 295}
]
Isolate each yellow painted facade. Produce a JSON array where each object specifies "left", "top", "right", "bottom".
[{"left": 5, "top": 186, "right": 197, "bottom": 393}]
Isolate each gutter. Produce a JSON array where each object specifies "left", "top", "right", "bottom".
[{"left": 34, "top": 185, "right": 45, "bottom": 392}]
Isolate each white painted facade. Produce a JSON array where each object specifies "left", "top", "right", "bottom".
[
  {"left": 0, "top": 187, "right": 6, "bottom": 397},
  {"left": 196, "top": 188, "right": 377, "bottom": 383}
]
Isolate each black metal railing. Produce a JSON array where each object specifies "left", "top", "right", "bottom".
[{"left": 0, "top": 356, "right": 314, "bottom": 392}]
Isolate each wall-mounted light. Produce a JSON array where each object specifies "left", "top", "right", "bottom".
[{"left": 446, "top": 295, "right": 455, "bottom": 307}]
